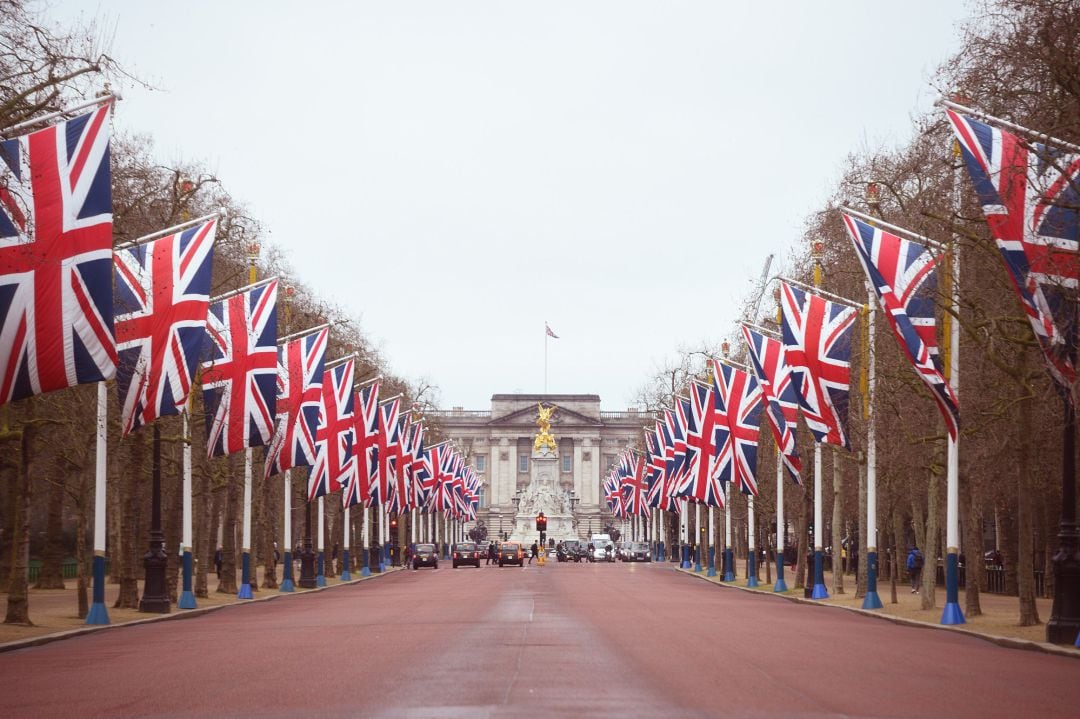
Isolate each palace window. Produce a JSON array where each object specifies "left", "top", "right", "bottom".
[
  {"left": 518, "top": 454, "right": 530, "bottom": 473},
  {"left": 605, "top": 454, "right": 616, "bottom": 470},
  {"left": 561, "top": 454, "right": 572, "bottom": 473},
  {"left": 475, "top": 455, "right": 486, "bottom": 473}
]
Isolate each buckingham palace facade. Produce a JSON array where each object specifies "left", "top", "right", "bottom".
[{"left": 429, "top": 394, "right": 645, "bottom": 540}]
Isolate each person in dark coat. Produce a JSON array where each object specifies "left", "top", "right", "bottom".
[
  {"left": 529, "top": 541, "right": 538, "bottom": 565},
  {"left": 214, "top": 547, "right": 223, "bottom": 577}
]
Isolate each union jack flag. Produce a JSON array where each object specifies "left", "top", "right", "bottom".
[
  {"left": 780, "top": 282, "right": 857, "bottom": 449},
  {"left": 451, "top": 457, "right": 469, "bottom": 519},
  {"left": 201, "top": 281, "right": 278, "bottom": 456},
  {"left": 842, "top": 213, "right": 960, "bottom": 438},
  {"left": 643, "top": 422, "right": 671, "bottom": 510},
  {"left": 650, "top": 412, "right": 681, "bottom": 512},
  {"left": 666, "top": 398, "right": 692, "bottom": 488},
  {"left": 675, "top": 381, "right": 727, "bottom": 507},
  {"left": 373, "top": 397, "right": 401, "bottom": 508},
  {"left": 1, "top": 104, "right": 116, "bottom": 404},
  {"left": 621, "top": 451, "right": 649, "bottom": 517},
  {"left": 426, "top": 441, "right": 455, "bottom": 514},
  {"left": 711, "top": 359, "right": 764, "bottom": 496},
  {"left": 309, "top": 358, "right": 356, "bottom": 500},
  {"left": 407, "top": 423, "right": 430, "bottom": 510},
  {"left": 463, "top": 468, "right": 479, "bottom": 522},
  {"left": 387, "top": 414, "right": 412, "bottom": 514},
  {"left": 604, "top": 472, "right": 624, "bottom": 518},
  {"left": 947, "top": 109, "right": 1080, "bottom": 392},
  {"left": 742, "top": 325, "right": 803, "bottom": 484},
  {"left": 265, "top": 328, "right": 327, "bottom": 480},
  {"left": 348, "top": 380, "right": 379, "bottom": 508},
  {"left": 113, "top": 219, "right": 215, "bottom": 434}
]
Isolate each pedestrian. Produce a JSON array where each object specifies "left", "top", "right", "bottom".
[
  {"left": 332, "top": 543, "right": 339, "bottom": 574},
  {"left": 273, "top": 541, "right": 280, "bottom": 567},
  {"left": 405, "top": 543, "right": 414, "bottom": 569},
  {"left": 529, "top": 541, "right": 538, "bottom": 565},
  {"left": 486, "top": 541, "right": 495, "bottom": 566},
  {"left": 907, "top": 546, "right": 924, "bottom": 594},
  {"left": 214, "top": 546, "right": 223, "bottom": 577}
]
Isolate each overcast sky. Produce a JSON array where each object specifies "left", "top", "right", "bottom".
[{"left": 51, "top": 0, "right": 970, "bottom": 410}]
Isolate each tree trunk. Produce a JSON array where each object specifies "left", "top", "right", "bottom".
[
  {"left": 795, "top": 488, "right": 809, "bottom": 589},
  {"left": 165, "top": 433, "right": 182, "bottom": 604},
  {"left": 75, "top": 478, "right": 89, "bottom": 619},
  {"left": 114, "top": 434, "right": 143, "bottom": 609},
  {"left": 261, "top": 473, "right": 278, "bottom": 589},
  {"left": 217, "top": 459, "right": 239, "bottom": 594},
  {"left": 999, "top": 494, "right": 1019, "bottom": 596},
  {"left": 194, "top": 464, "right": 211, "bottom": 599},
  {"left": 920, "top": 465, "right": 941, "bottom": 611},
  {"left": 832, "top": 453, "right": 844, "bottom": 595},
  {"left": 35, "top": 466, "right": 67, "bottom": 589},
  {"left": 4, "top": 422, "right": 34, "bottom": 625},
  {"left": 1016, "top": 414, "right": 1040, "bottom": 625},
  {"left": 889, "top": 516, "right": 900, "bottom": 604},
  {"left": 963, "top": 484, "right": 983, "bottom": 618}
]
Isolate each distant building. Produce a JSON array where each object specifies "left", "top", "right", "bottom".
[{"left": 428, "top": 394, "right": 644, "bottom": 540}]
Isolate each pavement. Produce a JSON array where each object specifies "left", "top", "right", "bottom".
[{"left": 3, "top": 560, "right": 1079, "bottom": 718}]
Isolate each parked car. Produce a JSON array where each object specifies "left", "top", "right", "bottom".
[
  {"left": 412, "top": 543, "right": 438, "bottom": 570},
  {"left": 623, "top": 542, "right": 651, "bottom": 562},
  {"left": 499, "top": 542, "right": 524, "bottom": 567},
  {"left": 452, "top": 542, "right": 481, "bottom": 568}
]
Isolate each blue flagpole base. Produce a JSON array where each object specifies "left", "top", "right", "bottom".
[
  {"left": 658, "top": 542, "right": 666, "bottom": 562},
  {"left": 341, "top": 550, "right": 351, "bottom": 581},
  {"left": 694, "top": 557, "right": 703, "bottom": 573},
  {"left": 179, "top": 551, "right": 195, "bottom": 608},
  {"left": 812, "top": 550, "right": 827, "bottom": 598},
  {"left": 775, "top": 553, "right": 787, "bottom": 592},
  {"left": 747, "top": 554, "right": 758, "bottom": 587},
  {"left": 280, "top": 578, "right": 295, "bottom": 592},
  {"left": 773, "top": 578, "right": 788, "bottom": 593},
  {"left": 748, "top": 575, "right": 759, "bottom": 587},
  {"left": 1075, "top": 629, "right": 1080, "bottom": 648},
  {"left": 862, "top": 590, "right": 883, "bottom": 610},
  {"left": 722, "top": 549, "right": 735, "bottom": 581},
  {"left": 811, "top": 583, "right": 829, "bottom": 599},
  {"left": 680, "top": 544, "right": 691, "bottom": 569},
  {"left": 941, "top": 602, "right": 966, "bottom": 625},
  {"left": 864, "top": 550, "right": 881, "bottom": 609},
  {"left": 86, "top": 555, "right": 109, "bottom": 625},
  {"left": 361, "top": 566, "right": 371, "bottom": 577},
  {"left": 379, "top": 562, "right": 386, "bottom": 572},
  {"left": 85, "top": 602, "right": 110, "bottom": 625},
  {"left": 341, "top": 569, "right": 352, "bottom": 581},
  {"left": 281, "top": 551, "right": 294, "bottom": 592},
  {"left": 238, "top": 552, "right": 253, "bottom": 599},
  {"left": 316, "top": 574, "right": 326, "bottom": 587},
  {"left": 706, "top": 546, "right": 716, "bottom": 577}
]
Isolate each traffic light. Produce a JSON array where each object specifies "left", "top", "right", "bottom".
[
  {"left": 536, "top": 513, "right": 547, "bottom": 532},
  {"left": 390, "top": 518, "right": 398, "bottom": 531}
]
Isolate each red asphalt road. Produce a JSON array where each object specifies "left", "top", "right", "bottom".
[{"left": 3, "top": 561, "right": 1078, "bottom": 718}]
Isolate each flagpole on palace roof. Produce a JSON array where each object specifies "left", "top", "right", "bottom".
[
  {"left": 0, "top": 93, "right": 120, "bottom": 137},
  {"left": 936, "top": 97, "right": 1080, "bottom": 154},
  {"left": 114, "top": 210, "right": 227, "bottom": 251}
]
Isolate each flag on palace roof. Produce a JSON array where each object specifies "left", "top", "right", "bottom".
[
  {"left": 266, "top": 327, "right": 327, "bottom": 480},
  {"left": 545, "top": 322, "right": 559, "bottom": 339},
  {"left": 113, "top": 218, "right": 215, "bottom": 435},
  {"left": 842, "top": 213, "right": 960, "bottom": 438},
  {"left": 780, "top": 282, "right": 857, "bottom": 449},
  {"left": 742, "top": 325, "right": 803, "bottom": 485},
  {"left": 309, "top": 358, "right": 356, "bottom": 500},
  {"left": 946, "top": 109, "right": 1080, "bottom": 394},
  {"left": 1, "top": 103, "right": 116, "bottom": 405},
  {"left": 201, "top": 280, "right": 278, "bottom": 457}
]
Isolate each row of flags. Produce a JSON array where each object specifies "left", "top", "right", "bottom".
[
  {"left": 0, "top": 99, "right": 481, "bottom": 523},
  {"left": 605, "top": 106, "right": 1078, "bottom": 517}
]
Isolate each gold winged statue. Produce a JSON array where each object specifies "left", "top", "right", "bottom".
[{"left": 534, "top": 402, "right": 557, "bottom": 454}]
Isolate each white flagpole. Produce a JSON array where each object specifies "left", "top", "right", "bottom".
[
  {"left": 340, "top": 505, "right": 352, "bottom": 581},
  {"left": 774, "top": 451, "right": 787, "bottom": 591},
  {"left": 281, "top": 470, "right": 295, "bottom": 590},
  {"left": 316, "top": 496, "right": 326, "bottom": 585},
  {"left": 361, "top": 506, "right": 371, "bottom": 576},
  {"left": 238, "top": 448, "right": 254, "bottom": 599},
  {"left": 86, "top": 381, "right": 110, "bottom": 625},
  {"left": 864, "top": 277, "right": 883, "bottom": 609},
  {"left": 811, "top": 443, "right": 828, "bottom": 598},
  {"left": 379, "top": 508, "right": 386, "bottom": 571},
  {"left": 544, "top": 323, "right": 548, "bottom": 394},
  {"left": 694, "top": 503, "right": 702, "bottom": 571},
  {"left": 411, "top": 508, "right": 417, "bottom": 545},
  {"left": 747, "top": 495, "right": 759, "bottom": 587},
  {"left": 723, "top": 500, "right": 734, "bottom": 580},
  {"left": 658, "top": 509, "right": 665, "bottom": 561},
  {"left": 707, "top": 505, "right": 716, "bottom": 576},
  {"left": 178, "top": 410, "right": 196, "bottom": 609},
  {"left": 943, "top": 152, "right": 964, "bottom": 625}
]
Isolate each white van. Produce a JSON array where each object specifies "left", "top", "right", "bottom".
[{"left": 589, "top": 533, "right": 615, "bottom": 562}]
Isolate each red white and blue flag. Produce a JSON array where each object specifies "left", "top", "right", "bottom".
[
  {"left": 0, "top": 104, "right": 116, "bottom": 404},
  {"left": 348, "top": 380, "right": 379, "bottom": 508},
  {"left": 604, "top": 471, "right": 623, "bottom": 518},
  {"left": 742, "top": 325, "right": 803, "bottom": 484},
  {"left": 309, "top": 358, "right": 356, "bottom": 500},
  {"left": 621, "top": 451, "right": 649, "bottom": 517},
  {"left": 428, "top": 442, "right": 456, "bottom": 514},
  {"left": 407, "top": 422, "right": 429, "bottom": 510},
  {"left": 842, "top": 213, "right": 960, "bottom": 438},
  {"left": 946, "top": 109, "right": 1080, "bottom": 392},
  {"left": 644, "top": 422, "right": 673, "bottom": 510},
  {"left": 710, "top": 359, "right": 764, "bottom": 496},
  {"left": 373, "top": 397, "right": 401, "bottom": 508},
  {"left": 201, "top": 280, "right": 278, "bottom": 456},
  {"left": 113, "top": 218, "right": 215, "bottom": 434},
  {"left": 780, "top": 282, "right": 857, "bottom": 449},
  {"left": 265, "top": 327, "right": 327, "bottom": 479},
  {"left": 387, "top": 414, "right": 412, "bottom": 514},
  {"left": 676, "top": 381, "right": 727, "bottom": 507}
]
